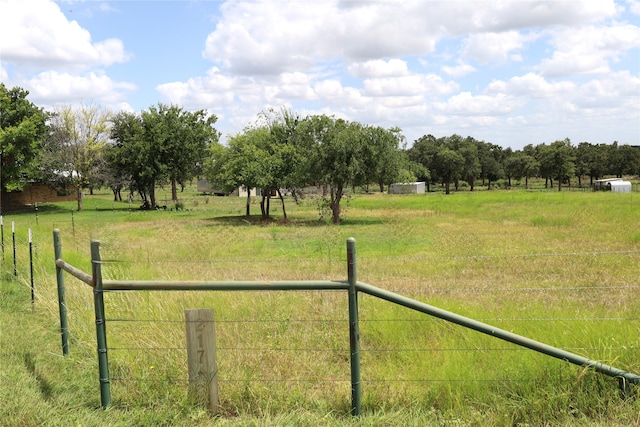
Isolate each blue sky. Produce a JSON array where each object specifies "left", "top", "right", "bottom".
[{"left": 1, "top": 0, "right": 639, "bottom": 149}]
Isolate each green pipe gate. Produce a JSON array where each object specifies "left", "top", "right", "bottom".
[{"left": 53, "top": 229, "right": 639, "bottom": 415}]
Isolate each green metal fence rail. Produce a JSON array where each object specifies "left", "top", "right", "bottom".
[{"left": 52, "top": 229, "right": 639, "bottom": 415}]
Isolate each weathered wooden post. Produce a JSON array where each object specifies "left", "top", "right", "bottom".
[{"left": 185, "top": 309, "right": 219, "bottom": 413}]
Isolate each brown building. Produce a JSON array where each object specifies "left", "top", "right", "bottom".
[{"left": 1, "top": 183, "right": 75, "bottom": 213}]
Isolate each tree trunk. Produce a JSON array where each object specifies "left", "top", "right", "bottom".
[
  {"left": 330, "top": 185, "right": 343, "bottom": 224},
  {"left": 525, "top": 176, "right": 529, "bottom": 189},
  {"left": 260, "top": 193, "right": 267, "bottom": 219},
  {"left": 266, "top": 194, "right": 271, "bottom": 217},
  {"left": 76, "top": 186, "right": 83, "bottom": 212},
  {"left": 245, "top": 193, "right": 251, "bottom": 217},
  {"left": 379, "top": 182, "right": 384, "bottom": 193},
  {"left": 149, "top": 183, "right": 157, "bottom": 208},
  {"left": 277, "top": 189, "right": 287, "bottom": 222},
  {"left": 557, "top": 176, "right": 562, "bottom": 192},
  {"left": 445, "top": 180, "right": 450, "bottom": 195},
  {"left": 171, "top": 179, "right": 178, "bottom": 201}
]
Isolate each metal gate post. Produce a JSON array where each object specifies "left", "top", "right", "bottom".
[
  {"left": 53, "top": 229, "right": 69, "bottom": 356},
  {"left": 91, "top": 240, "right": 111, "bottom": 409},
  {"left": 347, "top": 237, "right": 361, "bottom": 416}
]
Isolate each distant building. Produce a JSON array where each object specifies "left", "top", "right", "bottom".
[
  {"left": 593, "top": 178, "right": 632, "bottom": 193},
  {"left": 1, "top": 182, "right": 75, "bottom": 212},
  {"left": 389, "top": 182, "right": 426, "bottom": 194},
  {"left": 196, "top": 179, "right": 228, "bottom": 196}
]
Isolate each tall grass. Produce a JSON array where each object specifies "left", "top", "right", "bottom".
[{"left": 1, "top": 188, "right": 639, "bottom": 425}]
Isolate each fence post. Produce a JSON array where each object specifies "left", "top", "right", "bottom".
[
  {"left": 1, "top": 215, "right": 4, "bottom": 260},
  {"left": 29, "top": 229, "right": 34, "bottom": 312},
  {"left": 185, "top": 309, "right": 219, "bottom": 413},
  {"left": 91, "top": 240, "right": 111, "bottom": 409},
  {"left": 53, "top": 229, "right": 69, "bottom": 356},
  {"left": 347, "top": 237, "right": 361, "bottom": 416},
  {"left": 12, "top": 221, "right": 16, "bottom": 276}
]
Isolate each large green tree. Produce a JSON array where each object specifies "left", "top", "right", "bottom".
[
  {"left": 608, "top": 142, "right": 640, "bottom": 178},
  {"left": 297, "top": 115, "right": 366, "bottom": 224},
  {"left": 107, "top": 111, "right": 147, "bottom": 202},
  {"left": 359, "top": 125, "right": 406, "bottom": 193},
  {"left": 260, "top": 108, "right": 304, "bottom": 220},
  {"left": 42, "top": 104, "right": 111, "bottom": 211},
  {"left": 407, "top": 134, "right": 438, "bottom": 191},
  {"left": 538, "top": 139, "right": 576, "bottom": 191},
  {"left": 0, "top": 84, "right": 49, "bottom": 202},
  {"left": 109, "top": 105, "right": 219, "bottom": 208},
  {"left": 433, "top": 147, "right": 465, "bottom": 195},
  {"left": 143, "top": 104, "right": 219, "bottom": 202},
  {"left": 213, "top": 127, "right": 271, "bottom": 217},
  {"left": 446, "top": 135, "right": 480, "bottom": 191},
  {"left": 476, "top": 141, "right": 504, "bottom": 190}
]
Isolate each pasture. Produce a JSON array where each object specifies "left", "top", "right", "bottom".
[{"left": 1, "top": 187, "right": 639, "bottom": 426}]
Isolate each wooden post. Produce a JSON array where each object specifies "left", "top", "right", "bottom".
[{"left": 185, "top": 309, "right": 219, "bottom": 413}]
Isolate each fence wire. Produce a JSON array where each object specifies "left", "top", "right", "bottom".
[{"left": 43, "top": 244, "right": 640, "bottom": 409}]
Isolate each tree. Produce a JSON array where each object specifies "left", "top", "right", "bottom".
[
  {"left": 608, "top": 142, "right": 640, "bottom": 178},
  {"left": 109, "top": 105, "right": 219, "bottom": 209},
  {"left": 446, "top": 135, "right": 480, "bottom": 191},
  {"left": 407, "top": 134, "right": 438, "bottom": 191},
  {"left": 208, "top": 127, "right": 271, "bottom": 217},
  {"left": 476, "top": 141, "right": 504, "bottom": 190},
  {"left": 260, "top": 107, "right": 304, "bottom": 221},
  {"left": 0, "top": 84, "right": 49, "bottom": 207},
  {"left": 297, "top": 115, "right": 365, "bottom": 224},
  {"left": 359, "top": 126, "right": 406, "bottom": 192},
  {"left": 143, "top": 104, "right": 219, "bottom": 202},
  {"left": 43, "top": 104, "right": 111, "bottom": 211},
  {"left": 109, "top": 111, "right": 158, "bottom": 206},
  {"left": 538, "top": 139, "right": 575, "bottom": 191},
  {"left": 432, "top": 147, "right": 464, "bottom": 194}
]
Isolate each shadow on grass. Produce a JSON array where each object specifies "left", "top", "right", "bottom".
[
  {"left": 202, "top": 215, "right": 385, "bottom": 227},
  {"left": 3, "top": 204, "right": 72, "bottom": 215}
]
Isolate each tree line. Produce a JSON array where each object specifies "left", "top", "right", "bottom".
[{"left": 2, "top": 84, "right": 639, "bottom": 223}]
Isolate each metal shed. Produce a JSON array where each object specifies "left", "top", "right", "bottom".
[
  {"left": 609, "top": 180, "right": 632, "bottom": 193},
  {"left": 389, "top": 182, "right": 426, "bottom": 194}
]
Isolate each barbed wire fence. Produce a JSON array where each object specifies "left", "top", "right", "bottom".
[
  {"left": 3, "top": 217, "right": 638, "bottom": 411},
  {"left": 71, "top": 249, "right": 640, "bottom": 410}
]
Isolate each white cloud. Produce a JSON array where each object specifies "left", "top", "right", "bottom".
[
  {"left": 435, "top": 92, "right": 522, "bottom": 117},
  {"left": 274, "top": 72, "right": 317, "bottom": 100},
  {"left": 538, "top": 24, "right": 640, "bottom": 76},
  {"left": 626, "top": 0, "right": 640, "bottom": 14},
  {"left": 0, "top": 0, "right": 130, "bottom": 69},
  {"left": 441, "top": 61, "right": 476, "bottom": 77},
  {"left": 485, "top": 73, "right": 576, "bottom": 99},
  {"left": 348, "top": 59, "right": 409, "bottom": 78},
  {"left": 462, "top": 31, "right": 535, "bottom": 64},
  {"left": 363, "top": 74, "right": 458, "bottom": 97},
  {"left": 201, "top": 0, "right": 616, "bottom": 78},
  {"left": 26, "top": 71, "right": 136, "bottom": 106}
]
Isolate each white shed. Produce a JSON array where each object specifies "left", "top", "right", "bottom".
[
  {"left": 609, "top": 180, "right": 632, "bottom": 193},
  {"left": 389, "top": 182, "right": 426, "bottom": 194},
  {"left": 594, "top": 178, "right": 622, "bottom": 191}
]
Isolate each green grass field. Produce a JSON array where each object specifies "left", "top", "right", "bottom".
[{"left": 1, "top": 186, "right": 639, "bottom": 426}]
